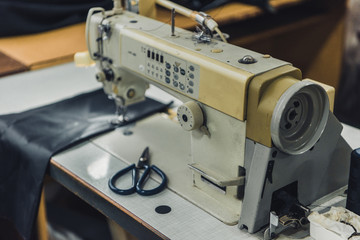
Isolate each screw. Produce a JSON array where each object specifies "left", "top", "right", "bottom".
[
  {"left": 238, "top": 55, "right": 257, "bottom": 64},
  {"left": 127, "top": 89, "right": 135, "bottom": 98}
]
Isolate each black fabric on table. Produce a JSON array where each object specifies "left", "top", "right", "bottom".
[
  {"left": 0, "top": 89, "right": 170, "bottom": 240},
  {"left": 0, "top": 0, "right": 113, "bottom": 37}
]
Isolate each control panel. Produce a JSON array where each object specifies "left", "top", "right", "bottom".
[{"left": 121, "top": 35, "right": 200, "bottom": 99}]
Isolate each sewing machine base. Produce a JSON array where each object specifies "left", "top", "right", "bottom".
[{"left": 91, "top": 110, "right": 352, "bottom": 232}]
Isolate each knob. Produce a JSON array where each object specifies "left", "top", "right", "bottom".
[
  {"left": 103, "top": 68, "right": 114, "bottom": 81},
  {"left": 95, "top": 71, "right": 106, "bottom": 82},
  {"left": 177, "top": 101, "right": 204, "bottom": 131}
]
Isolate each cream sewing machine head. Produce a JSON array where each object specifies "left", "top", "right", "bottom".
[{"left": 83, "top": 1, "right": 352, "bottom": 237}]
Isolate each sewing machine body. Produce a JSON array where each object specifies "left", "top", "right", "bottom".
[{"left": 86, "top": 9, "right": 352, "bottom": 234}]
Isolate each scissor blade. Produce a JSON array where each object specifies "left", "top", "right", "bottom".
[{"left": 137, "top": 147, "right": 149, "bottom": 168}]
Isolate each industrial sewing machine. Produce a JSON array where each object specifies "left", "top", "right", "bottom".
[{"left": 82, "top": 1, "right": 352, "bottom": 238}]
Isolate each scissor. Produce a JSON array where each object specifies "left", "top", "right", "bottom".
[{"left": 108, "top": 147, "right": 167, "bottom": 196}]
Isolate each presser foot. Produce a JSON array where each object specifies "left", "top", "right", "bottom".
[
  {"left": 110, "top": 115, "right": 129, "bottom": 125},
  {"left": 111, "top": 104, "right": 128, "bottom": 125}
]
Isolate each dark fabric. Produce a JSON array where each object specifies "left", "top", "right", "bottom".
[
  {"left": 346, "top": 148, "right": 360, "bottom": 215},
  {"left": 171, "top": 0, "right": 272, "bottom": 11},
  {"left": 0, "top": 217, "right": 23, "bottom": 240},
  {"left": 334, "top": 5, "right": 360, "bottom": 129},
  {"left": 0, "top": 0, "right": 113, "bottom": 37},
  {"left": 335, "top": 61, "right": 360, "bottom": 129},
  {"left": 0, "top": 89, "right": 169, "bottom": 240}
]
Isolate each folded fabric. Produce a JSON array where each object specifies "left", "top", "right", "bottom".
[{"left": 0, "top": 89, "right": 170, "bottom": 239}]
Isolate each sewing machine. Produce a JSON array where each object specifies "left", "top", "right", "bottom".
[{"left": 83, "top": 2, "right": 352, "bottom": 237}]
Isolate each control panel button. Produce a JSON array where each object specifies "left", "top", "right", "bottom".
[
  {"left": 166, "top": 63, "right": 171, "bottom": 69},
  {"left": 173, "top": 81, "right": 179, "bottom": 87},
  {"left": 174, "top": 74, "right": 179, "bottom": 80},
  {"left": 165, "top": 77, "right": 171, "bottom": 84},
  {"left": 180, "top": 68, "right": 185, "bottom": 75},
  {"left": 189, "top": 73, "right": 194, "bottom": 79},
  {"left": 166, "top": 70, "right": 171, "bottom": 77},
  {"left": 189, "top": 81, "right": 194, "bottom": 87},
  {"left": 180, "top": 83, "right": 185, "bottom": 90},
  {"left": 189, "top": 65, "right": 194, "bottom": 71},
  {"left": 174, "top": 66, "right": 179, "bottom": 73}
]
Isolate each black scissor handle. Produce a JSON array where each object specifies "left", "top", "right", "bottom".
[
  {"left": 108, "top": 163, "right": 137, "bottom": 195},
  {"left": 136, "top": 165, "right": 167, "bottom": 196}
]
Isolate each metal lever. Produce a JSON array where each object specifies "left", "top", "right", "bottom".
[{"left": 171, "top": 8, "right": 175, "bottom": 36}]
